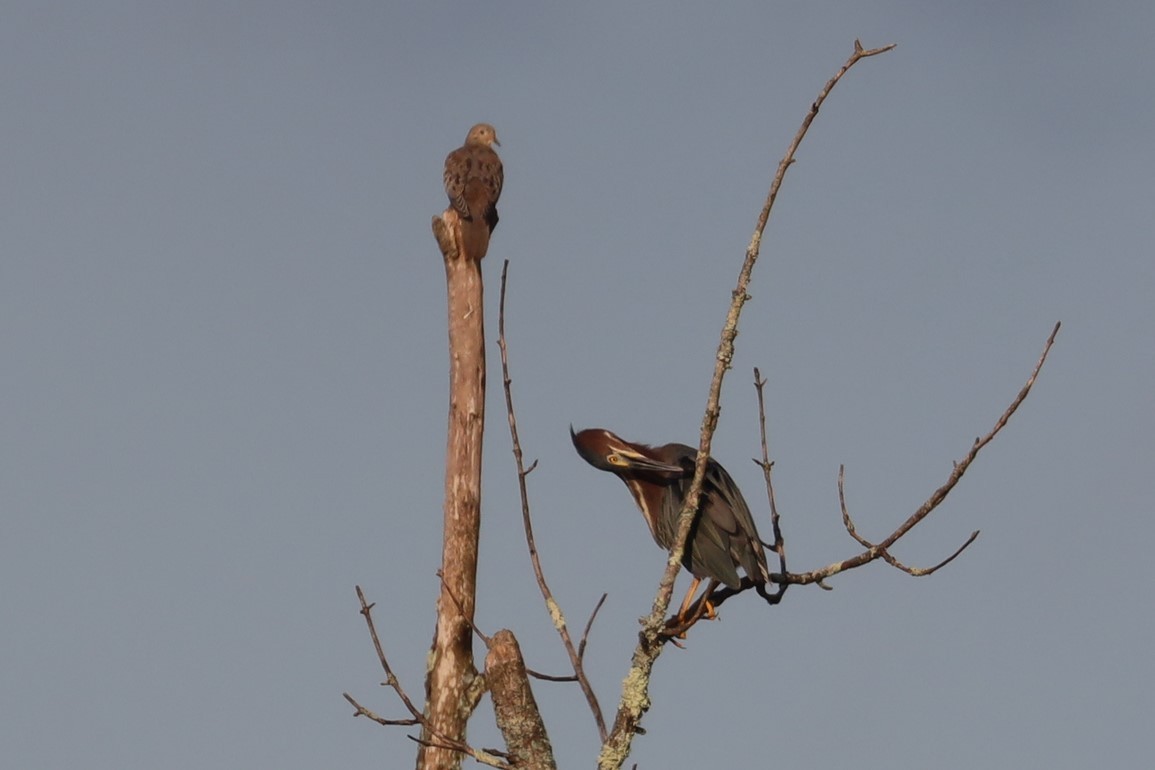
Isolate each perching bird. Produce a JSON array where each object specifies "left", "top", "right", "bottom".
[
  {"left": 571, "top": 427, "right": 770, "bottom": 620},
  {"left": 443, "top": 123, "right": 503, "bottom": 259}
]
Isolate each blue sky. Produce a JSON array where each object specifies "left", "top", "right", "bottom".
[{"left": 2, "top": 3, "right": 1152, "bottom": 767}]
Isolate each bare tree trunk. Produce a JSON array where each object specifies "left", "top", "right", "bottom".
[
  {"left": 487, "top": 630, "right": 557, "bottom": 769},
  {"left": 418, "top": 214, "right": 486, "bottom": 770}
]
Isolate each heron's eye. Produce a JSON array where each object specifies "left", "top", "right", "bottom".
[{"left": 607, "top": 453, "right": 624, "bottom": 465}]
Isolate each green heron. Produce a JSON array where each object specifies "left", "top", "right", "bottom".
[{"left": 571, "top": 427, "right": 770, "bottom": 621}]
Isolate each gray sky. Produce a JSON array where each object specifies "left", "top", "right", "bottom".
[{"left": 3, "top": 2, "right": 1151, "bottom": 768}]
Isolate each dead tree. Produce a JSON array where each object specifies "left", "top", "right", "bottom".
[{"left": 343, "top": 40, "right": 1058, "bottom": 770}]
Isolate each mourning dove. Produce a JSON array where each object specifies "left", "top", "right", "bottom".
[{"left": 443, "top": 123, "right": 503, "bottom": 259}]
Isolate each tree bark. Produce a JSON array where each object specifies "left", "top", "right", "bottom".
[
  {"left": 487, "top": 630, "right": 556, "bottom": 769},
  {"left": 418, "top": 212, "right": 486, "bottom": 770}
]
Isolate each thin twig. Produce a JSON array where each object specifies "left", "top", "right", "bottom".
[
  {"left": 526, "top": 669, "right": 579, "bottom": 683},
  {"left": 408, "top": 735, "right": 513, "bottom": 770},
  {"left": 881, "top": 531, "right": 981, "bottom": 576},
  {"left": 838, "top": 465, "right": 874, "bottom": 549},
  {"left": 578, "top": 593, "right": 608, "bottom": 660},
  {"left": 437, "top": 568, "right": 492, "bottom": 646},
  {"left": 497, "top": 260, "right": 608, "bottom": 741},
  {"left": 342, "top": 693, "right": 419, "bottom": 726},
  {"left": 349, "top": 585, "right": 424, "bottom": 723},
  {"left": 754, "top": 366, "right": 788, "bottom": 606}
]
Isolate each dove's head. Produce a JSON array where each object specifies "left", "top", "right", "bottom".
[{"left": 465, "top": 123, "right": 500, "bottom": 148}]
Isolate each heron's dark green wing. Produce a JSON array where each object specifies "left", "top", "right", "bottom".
[
  {"left": 656, "top": 445, "right": 770, "bottom": 585},
  {"left": 657, "top": 482, "right": 741, "bottom": 588},
  {"left": 651, "top": 445, "right": 743, "bottom": 588},
  {"left": 703, "top": 459, "right": 771, "bottom": 582}
]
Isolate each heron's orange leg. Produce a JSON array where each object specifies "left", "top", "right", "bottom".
[
  {"left": 696, "top": 579, "right": 720, "bottom": 620},
  {"left": 664, "top": 578, "right": 722, "bottom": 641},
  {"left": 678, "top": 578, "right": 721, "bottom": 622},
  {"left": 677, "top": 577, "right": 702, "bottom": 621}
]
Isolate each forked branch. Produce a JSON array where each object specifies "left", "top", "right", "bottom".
[
  {"left": 689, "top": 321, "right": 1059, "bottom": 619},
  {"left": 343, "top": 587, "right": 506, "bottom": 768},
  {"left": 788, "top": 321, "right": 1061, "bottom": 587}
]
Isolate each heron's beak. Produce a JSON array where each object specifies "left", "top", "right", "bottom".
[{"left": 619, "top": 451, "right": 682, "bottom": 474}]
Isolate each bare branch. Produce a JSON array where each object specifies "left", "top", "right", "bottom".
[
  {"left": 753, "top": 366, "right": 788, "bottom": 606},
  {"left": 600, "top": 40, "right": 897, "bottom": 769},
  {"left": 838, "top": 464, "right": 873, "bottom": 549},
  {"left": 872, "top": 321, "right": 1060, "bottom": 554},
  {"left": 526, "top": 669, "right": 579, "bottom": 683},
  {"left": 498, "top": 260, "right": 608, "bottom": 741},
  {"left": 763, "top": 321, "right": 1059, "bottom": 588},
  {"left": 342, "top": 693, "right": 419, "bottom": 726},
  {"left": 578, "top": 593, "right": 608, "bottom": 661},
  {"left": 839, "top": 469, "right": 980, "bottom": 575},
  {"left": 658, "top": 579, "right": 722, "bottom": 640},
  {"left": 882, "top": 530, "right": 981, "bottom": 576},
  {"left": 350, "top": 585, "right": 425, "bottom": 724},
  {"left": 671, "top": 575, "right": 780, "bottom": 623}
]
